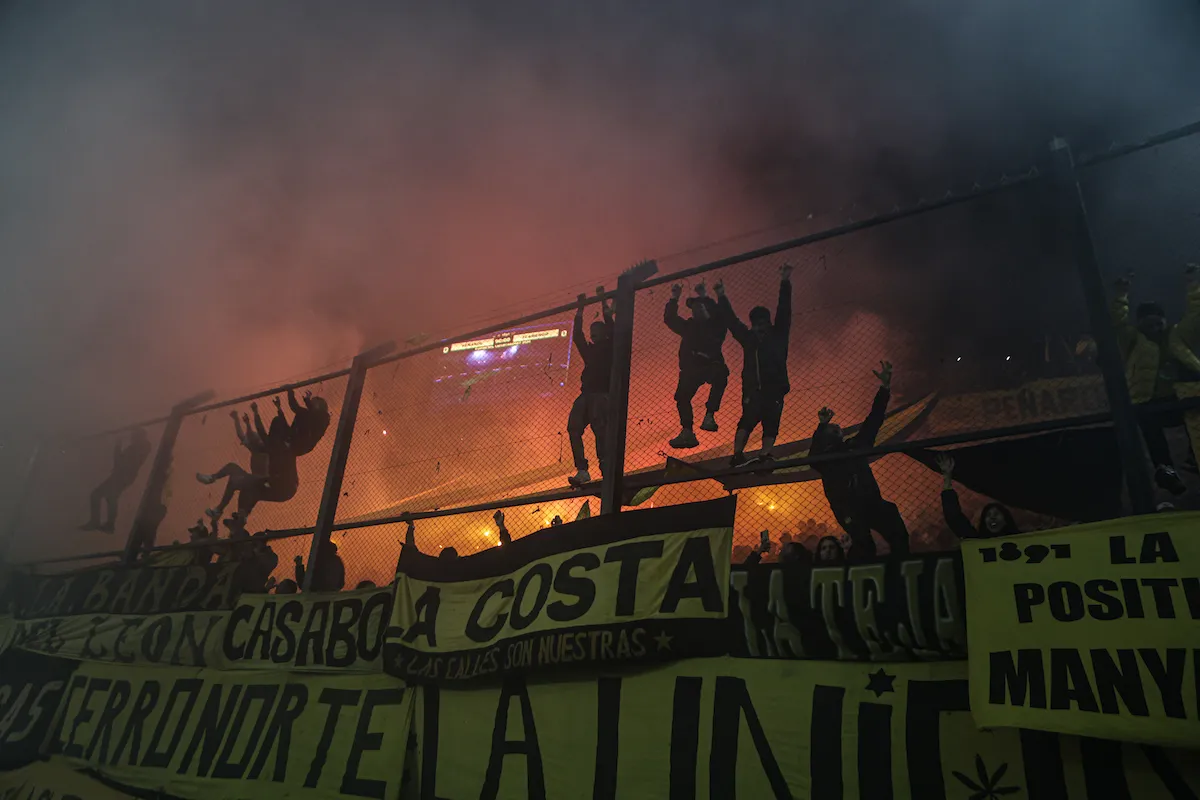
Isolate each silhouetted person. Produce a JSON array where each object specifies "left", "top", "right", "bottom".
[
  {"left": 665, "top": 281, "right": 728, "bottom": 449},
  {"left": 275, "top": 578, "right": 299, "bottom": 594},
  {"left": 287, "top": 387, "right": 331, "bottom": 456},
  {"left": 810, "top": 361, "right": 911, "bottom": 559},
  {"left": 779, "top": 541, "right": 812, "bottom": 566},
  {"left": 295, "top": 539, "right": 345, "bottom": 592},
  {"left": 716, "top": 265, "right": 793, "bottom": 466},
  {"left": 199, "top": 398, "right": 299, "bottom": 521},
  {"left": 356, "top": 580, "right": 377, "bottom": 590},
  {"left": 937, "top": 454, "right": 1020, "bottom": 539},
  {"left": 81, "top": 428, "right": 152, "bottom": 533},
  {"left": 813, "top": 536, "right": 846, "bottom": 566},
  {"left": 186, "top": 519, "right": 216, "bottom": 565},
  {"left": 568, "top": 288, "right": 613, "bottom": 486},
  {"left": 248, "top": 531, "right": 279, "bottom": 590}
]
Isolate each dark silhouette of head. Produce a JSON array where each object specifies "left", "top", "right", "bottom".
[
  {"left": 814, "top": 536, "right": 845, "bottom": 565},
  {"left": 356, "top": 580, "right": 376, "bottom": 590},
  {"left": 1136, "top": 301, "right": 1167, "bottom": 339},
  {"left": 780, "top": 541, "right": 811, "bottom": 565},
  {"left": 440, "top": 546, "right": 459, "bottom": 560},
  {"left": 749, "top": 306, "right": 771, "bottom": 336},
  {"left": 816, "top": 422, "right": 844, "bottom": 447},
  {"left": 687, "top": 296, "right": 716, "bottom": 321},
  {"left": 309, "top": 396, "right": 329, "bottom": 414},
  {"left": 590, "top": 321, "right": 609, "bottom": 342},
  {"left": 275, "top": 579, "right": 298, "bottom": 594},
  {"left": 979, "top": 503, "right": 1019, "bottom": 536}
]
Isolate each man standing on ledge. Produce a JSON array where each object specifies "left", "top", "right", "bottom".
[
  {"left": 716, "top": 264, "right": 793, "bottom": 466},
  {"left": 665, "top": 281, "right": 728, "bottom": 449},
  {"left": 567, "top": 286, "right": 614, "bottom": 486}
]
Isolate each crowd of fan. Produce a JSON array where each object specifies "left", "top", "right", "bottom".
[{"left": 108, "top": 263, "right": 1200, "bottom": 591}]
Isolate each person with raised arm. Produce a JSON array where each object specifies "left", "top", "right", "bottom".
[
  {"left": 566, "top": 286, "right": 615, "bottom": 486},
  {"left": 937, "top": 454, "right": 1020, "bottom": 539},
  {"left": 715, "top": 264, "right": 793, "bottom": 466},
  {"left": 809, "top": 361, "right": 911, "bottom": 559},
  {"left": 664, "top": 280, "right": 729, "bottom": 449}
]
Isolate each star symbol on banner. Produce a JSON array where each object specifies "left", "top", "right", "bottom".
[
  {"left": 653, "top": 631, "right": 673, "bottom": 652},
  {"left": 865, "top": 668, "right": 896, "bottom": 697}
]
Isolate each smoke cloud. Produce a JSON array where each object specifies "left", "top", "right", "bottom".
[{"left": 0, "top": 0, "right": 1197, "bottom": 439}]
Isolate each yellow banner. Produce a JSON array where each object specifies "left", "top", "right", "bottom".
[
  {"left": 386, "top": 498, "right": 735, "bottom": 683},
  {"left": 53, "top": 661, "right": 415, "bottom": 800},
  {"left": 963, "top": 514, "right": 1200, "bottom": 748},
  {"left": 0, "top": 758, "right": 140, "bottom": 799},
  {"left": 218, "top": 584, "right": 393, "bottom": 673},
  {"left": 12, "top": 611, "right": 226, "bottom": 667},
  {"left": 416, "top": 657, "right": 1199, "bottom": 799}
]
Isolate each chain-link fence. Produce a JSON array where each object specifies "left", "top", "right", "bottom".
[
  {"left": 6, "top": 424, "right": 165, "bottom": 564},
  {"left": 6, "top": 122, "right": 1199, "bottom": 582},
  {"left": 162, "top": 374, "right": 350, "bottom": 544}
]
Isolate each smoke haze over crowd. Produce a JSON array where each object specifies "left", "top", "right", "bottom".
[{"left": 0, "top": 0, "right": 1197, "bottom": 437}]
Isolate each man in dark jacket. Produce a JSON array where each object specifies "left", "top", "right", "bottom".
[
  {"left": 665, "top": 281, "right": 729, "bottom": 449},
  {"left": 567, "top": 288, "right": 614, "bottom": 486},
  {"left": 715, "top": 264, "right": 793, "bottom": 466},
  {"left": 809, "top": 361, "right": 910, "bottom": 558}
]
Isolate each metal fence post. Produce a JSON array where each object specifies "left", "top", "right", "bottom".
[
  {"left": 302, "top": 342, "right": 394, "bottom": 591},
  {"left": 0, "top": 441, "right": 41, "bottom": 564},
  {"left": 601, "top": 261, "right": 658, "bottom": 514},
  {"left": 1049, "top": 137, "right": 1156, "bottom": 514},
  {"left": 123, "top": 391, "right": 215, "bottom": 563}
]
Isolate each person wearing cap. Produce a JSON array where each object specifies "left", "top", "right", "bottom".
[
  {"left": 715, "top": 264, "right": 794, "bottom": 466},
  {"left": 664, "top": 280, "right": 729, "bottom": 449},
  {"left": 1112, "top": 267, "right": 1200, "bottom": 495}
]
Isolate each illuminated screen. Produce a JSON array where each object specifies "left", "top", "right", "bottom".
[{"left": 433, "top": 322, "right": 573, "bottom": 406}]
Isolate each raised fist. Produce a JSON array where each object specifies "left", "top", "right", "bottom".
[
  {"left": 272, "top": 396, "right": 282, "bottom": 409},
  {"left": 695, "top": 281, "right": 707, "bottom": 297},
  {"left": 873, "top": 360, "right": 893, "bottom": 387},
  {"left": 493, "top": 509, "right": 505, "bottom": 526},
  {"left": 229, "top": 410, "right": 238, "bottom": 419},
  {"left": 713, "top": 280, "right": 725, "bottom": 297},
  {"left": 818, "top": 407, "right": 834, "bottom": 424},
  {"left": 671, "top": 283, "right": 682, "bottom": 299},
  {"left": 780, "top": 263, "right": 794, "bottom": 280}
]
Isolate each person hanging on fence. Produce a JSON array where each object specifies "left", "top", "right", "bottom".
[
  {"left": 715, "top": 264, "right": 793, "bottom": 466},
  {"left": 1111, "top": 267, "right": 1200, "bottom": 495},
  {"left": 567, "top": 287, "right": 614, "bottom": 486},
  {"left": 664, "top": 280, "right": 729, "bottom": 449},
  {"left": 809, "top": 361, "right": 911, "bottom": 559},
  {"left": 286, "top": 387, "right": 331, "bottom": 456},
  {"left": 81, "top": 427, "right": 152, "bottom": 533},
  {"left": 197, "top": 398, "right": 299, "bottom": 522}
]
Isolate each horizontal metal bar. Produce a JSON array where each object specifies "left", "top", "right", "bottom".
[
  {"left": 332, "top": 486, "right": 602, "bottom": 533},
  {"left": 641, "top": 175, "right": 1041, "bottom": 291},
  {"left": 1077, "top": 117, "right": 1200, "bottom": 168}
]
